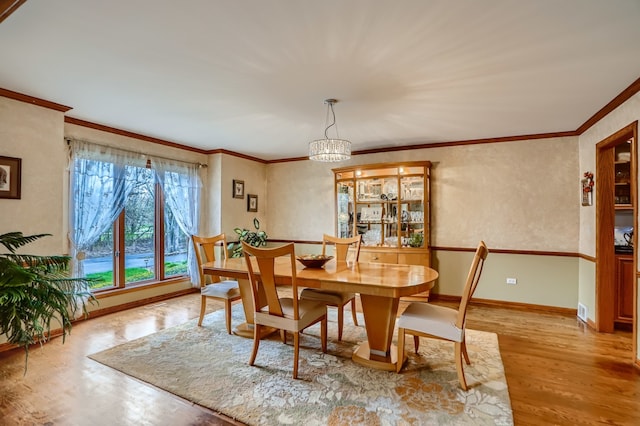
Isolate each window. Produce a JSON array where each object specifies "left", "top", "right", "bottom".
[{"left": 69, "top": 140, "right": 202, "bottom": 291}]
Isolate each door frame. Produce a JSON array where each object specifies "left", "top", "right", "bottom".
[{"left": 595, "top": 121, "right": 637, "bottom": 359}]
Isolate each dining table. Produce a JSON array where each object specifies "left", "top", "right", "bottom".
[{"left": 202, "top": 256, "right": 438, "bottom": 371}]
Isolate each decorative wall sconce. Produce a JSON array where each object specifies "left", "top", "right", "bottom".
[{"left": 581, "top": 171, "right": 594, "bottom": 206}]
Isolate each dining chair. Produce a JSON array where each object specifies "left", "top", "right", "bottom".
[
  {"left": 396, "top": 241, "right": 489, "bottom": 390},
  {"left": 242, "top": 241, "right": 327, "bottom": 379},
  {"left": 192, "top": 234, "right": 242, "bottom": 334},
  {"left": 299, "top": 234, "right": 361, "bottom": 341}
]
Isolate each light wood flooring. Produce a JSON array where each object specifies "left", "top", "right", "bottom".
[{"left": 1, "top": 293, "right": 638, "bottom": 425}]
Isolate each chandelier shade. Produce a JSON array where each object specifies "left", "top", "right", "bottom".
[
  {"left": 308, "top": 138, "right": 351, "bottom": 162},
  {"left": 309, "top": 99, "right": 351, "bottom": 162}
]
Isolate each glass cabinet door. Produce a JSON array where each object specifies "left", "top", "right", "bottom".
[
  {"left": 334, "top": 161, "right": 430, "bottom": 252},
  {"left": 356, "top": 177, "right": 400, "bottom": 247},
  {"left": 400, "top": 176, "right": 425, "bottom": 247},
  {"left": 336, "top": 181, "right": 354, "bottom": 238}
]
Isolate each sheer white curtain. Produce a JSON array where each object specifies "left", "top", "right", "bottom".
[
  {"left": 151, "top": 157, "right": 202, "bottom": 287},
  {"left": 68, "top": 140, "right": 147, "bottom": 277}
]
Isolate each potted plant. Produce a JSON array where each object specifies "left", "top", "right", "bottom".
[
  {"left": 0, "top": 232, "right": 95, "bottom": 369},
  {"left": 228, "top": 218, "right": 268, "bottom": 257}
]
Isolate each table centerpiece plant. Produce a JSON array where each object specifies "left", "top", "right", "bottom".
[{"left": 228, "top": 218, "right": 268, "bottom": 258}]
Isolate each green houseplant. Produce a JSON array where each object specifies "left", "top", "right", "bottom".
[
  {"left": 0, "top": 232, "right": 95, "bottom": 368},
  {"left": 228, "top": 218, "right": 268, "bottom": 257}
]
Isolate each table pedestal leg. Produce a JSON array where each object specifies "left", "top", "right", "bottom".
[
  {"left": 232, "top": 278, "right": 277, "bottom": 339},
  {"left": 352, "top": 294, "right": 405, "bottom": 371}
]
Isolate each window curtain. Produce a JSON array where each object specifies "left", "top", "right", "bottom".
[
  {"left": 68, "top": 140, "right": 147, "bottom": 277},
  {"left": 151, "top": 157, "right": 202, "bottom": 287}
]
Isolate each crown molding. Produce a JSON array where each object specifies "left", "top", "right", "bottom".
[
  {"left": 0, "top": 87, "right": 72, "bottom": 112},
  {"left": 0, "top": 0, "right": 26, "bottom": 24}
]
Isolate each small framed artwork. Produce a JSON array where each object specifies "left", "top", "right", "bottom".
[
  {"left": 233, "top": 179, "right": 244, "bottom": 199},
  {"left": 247, "top": 194, "right": 258, "bottom": 212},
  {"left": 0, "top": 156, "right": 21, "bottom": 200}
]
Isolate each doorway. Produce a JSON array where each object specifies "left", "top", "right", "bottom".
[{"left": 595, "top": 121, "right": 637, "bottom": 352}]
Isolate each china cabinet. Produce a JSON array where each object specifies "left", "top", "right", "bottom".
[{"left": 333, "top": 161, "right": 431, "bottom": 300}]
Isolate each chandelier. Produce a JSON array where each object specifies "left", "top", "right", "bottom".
[{"left": 308, "top": 98, "right": 351, "bottom": 162}]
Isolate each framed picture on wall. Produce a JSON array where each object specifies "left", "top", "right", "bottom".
[
  {"left": 233, "top": 179, "right": 245, "bottom": 199},
  {"left": 0, "top": 156, "right": 21, "bottom": 200},
  {"left": 247, "top": 194, "right": 258, "bottom": 212}
]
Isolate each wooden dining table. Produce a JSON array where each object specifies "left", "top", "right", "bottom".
[{"left": 202, "top": 256, "right": 438, "bottom": 371}]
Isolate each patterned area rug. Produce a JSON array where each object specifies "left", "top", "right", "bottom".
[{"left": 89, "top": 305, "right": 513, "bottom": 425}]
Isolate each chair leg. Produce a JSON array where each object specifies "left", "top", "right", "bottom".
[
  {"left": 224, "top": 299, "right": 232, "bottom": 334},
  {"left": 280, "top": 329, "right": 287, "bottom": 344},
  {"left": 197, "top": 295, "right": 207, "bottom": 326},
  {"left": 462, "top": 339, "right": 471, "bottom": 365},
  {"left": 293, "top": 332, "right": 300, "bottom": 379},
  {"left": 249, "top": 324, "right": 261, "bottom": 367},
  {"left": 455, "top": 342, "right": 468, "bottom": 391},
  {"left": 350, "top": 298, "right": 359, "bottom": 326},
  {"left": 321, "top": 317, "right": 327, "bottom": 353},
  {"left": 396, "top": 328, "right": 406, "bottom": 373},
  {"left": 337, "top": 305, "right": 344, "bottom": 341},
  {"left": 413, "top": 335, "right": 420, "bottom": 353}
]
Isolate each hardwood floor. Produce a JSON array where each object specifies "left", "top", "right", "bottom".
[{"left": 0, "top": 293, "right": 638, "bottom": 425}]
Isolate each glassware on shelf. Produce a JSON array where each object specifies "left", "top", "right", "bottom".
[{"left": 362, "top": 229, "right": 381, "bottom": 246}]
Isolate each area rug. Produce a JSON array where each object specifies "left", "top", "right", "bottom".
[{"left": 89, "top": 305, "right": 513, "bottom": 425}]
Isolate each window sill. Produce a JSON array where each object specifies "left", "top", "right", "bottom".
[{"left": 92, "top": 276, "right": 191, "bottom": 299}]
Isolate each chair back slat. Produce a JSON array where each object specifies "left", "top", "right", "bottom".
[
  {"left": 242, "top": 242, "right": 299, "bottom": 319},
  {"left": 322, "top": 234, "right": 362, "bottom": 262},
  {"left": 192, "top": 234, "right": 229, "bottom": 287},
  {"left": 456, "top": 241, "right": 489, "bottom": 328}
]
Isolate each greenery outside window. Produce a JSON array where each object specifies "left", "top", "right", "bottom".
[{"left": 68, "top": 140, "right": 202, "bottom": 291}]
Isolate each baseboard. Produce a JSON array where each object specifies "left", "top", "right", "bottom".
[
  {"left": 429, "top": 293, "right": 578, "bottom": 316},
  {"left": 84, "top": 288, "right": 198, "bottom": 319},
  {"left": 0, "top": 327, "right": 66, "bottom": 354},
  {"left": 0, "top": 288, "right": 198, "bottom": 354}
]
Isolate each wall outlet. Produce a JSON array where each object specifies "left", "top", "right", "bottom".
[{"left": 506, "top": 278, "right": 517, "bottom": 285}]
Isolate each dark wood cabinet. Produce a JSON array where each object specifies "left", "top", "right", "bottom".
[{"left": 615, "top": 254, "right": 634, "bottom": 325}]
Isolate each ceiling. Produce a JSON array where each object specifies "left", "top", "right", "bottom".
[{"left": 1, "top": 1, "right": 640, "bottom": 161}]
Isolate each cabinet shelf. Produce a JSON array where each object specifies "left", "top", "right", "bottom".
[{"left": 614, "top": 143, "right": 633, "bottom": 207}]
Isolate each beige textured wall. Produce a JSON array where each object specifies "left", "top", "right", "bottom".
[
  {"left": 268, "top": 136, "right": 579, "bottom": 251},
  {"left": 217, "top": 154, "right": 268, "bottom": 240},
  {"left": 0, "top": 99, "right": 61, "bottom": 344},
  {"left": 267, "top": 160, "right": 336, "bottom": 240},
  {"left": 205, "top": 153, "right": 223, "bottom": 235},
  {"left": 267, "top": 137, "right": 580, "bottom": 308},
  {"left": 0, "top": 97, "right": 67, "bottom": 254}
]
